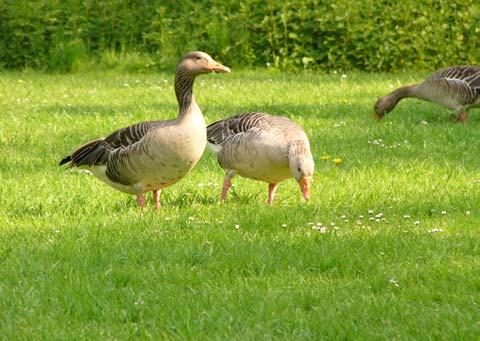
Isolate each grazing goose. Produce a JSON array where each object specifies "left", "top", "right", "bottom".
[
  {"left": 207, "top": 112, "right": 314, "bottom": 205},
  {"left": 374, "top": 65, "right": 480, "bottom": 122},
  {"left": 59, "top": 51, "right": 230, "bottom": 209}
]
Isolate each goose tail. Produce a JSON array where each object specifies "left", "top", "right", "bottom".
[{"left": 59, "top": 139, "right": 110, "bottom": 167}]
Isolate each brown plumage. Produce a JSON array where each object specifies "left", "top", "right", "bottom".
[
  {"left": 207, "top": 112, "right": 314, "bottom": 205},
  {"left": 60, "top": 51, "right": 230, "bottom": 209}
]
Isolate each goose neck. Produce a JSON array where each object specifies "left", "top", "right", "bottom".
[
  {"left": 393, "top": 84, "right": 417, "bottom": 100},
  {"left": 174, "top": 71, "right": 197, "bottom": 116}
]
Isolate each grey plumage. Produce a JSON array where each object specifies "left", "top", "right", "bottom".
[
  {"left": 207, "top": 112, "right": 314, "bottom": 204},
  {"left": 62, "top": 120, "right": 168, "bottom": 185},
  {"left": 374, "top": 65, "right": 480, "bottom": 122},
  {"left": 425, "top": 65, "right": 480, "bottom": 106},
  {"left": 60, "top": 51, "right": 230, "bottom": 208}
]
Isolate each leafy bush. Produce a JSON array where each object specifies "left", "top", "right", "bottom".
[{"left": 0, "top": 0, "right": 478, "bottom": 72}]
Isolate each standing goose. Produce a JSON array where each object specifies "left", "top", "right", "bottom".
[
  {"left": 374, "top": 65, "right": 480, "bottom": 122},
  {"left": 59, "top": 51, "right": 230, "bottom": 209},
  {"left": 207, "top": 112, "right": 314, "bottom": 205}
]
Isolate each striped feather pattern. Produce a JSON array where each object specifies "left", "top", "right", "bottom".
[
  {"left": 59, "top": 51, "right": 229, "bottom": 196},
  {"left": 104, "top": 121, "right": 165, "bottom": 148},
  {"left": 207, "top": 112, "right": 312, "bottom": 184},
  {"left": 426, "top": 65, "right": 480, "bottom": 105},
  {"left": 60, "top": 121, "right": 165, "bottom": 168},
  {"left": 207, "top": 112, "right": 293, "bottom": 148}
]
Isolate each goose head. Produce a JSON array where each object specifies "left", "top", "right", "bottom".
[
  {"left": 177, "top": 51, "right": 230, "bottom": 76},
  {"left": 373, "top": 94, "right": 399, "bottom": 120},
  {"left": 289, "top": 141, "right": 314, "bottom": 201}
]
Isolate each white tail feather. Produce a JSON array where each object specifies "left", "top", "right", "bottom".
[{"left": 207, "top": 141, "right": 222, "bottom": 153}]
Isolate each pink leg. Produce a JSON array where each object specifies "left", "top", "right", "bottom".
[
  {"left": 221, "top": 177, "right": 232, "bottom": 201},
  {"left": 136, "top": 194, "right": 146, "bottom": 208},
  {"left": 268, "top": 183, "right": 277, "bottom": 205},
  {"left": 152, "top": 190, "right": 161, "bottom": 210},
  {"left": 458, "top": 111, "right": 468, "bottom": 123}
]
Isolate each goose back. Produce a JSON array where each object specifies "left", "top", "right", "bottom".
[
  {"left": 207, "top": 112, "right": 310, "bottom": 183},
  {"left": 418, "top": 65, "right": 480, "bottom": 109}
]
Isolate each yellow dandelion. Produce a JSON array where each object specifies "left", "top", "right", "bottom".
[
  {"left": 321, "top": 155, "right": 331, "bottom": 161},
  {"left": 333, "top": 158, "right": 343, "bottom": 166}
]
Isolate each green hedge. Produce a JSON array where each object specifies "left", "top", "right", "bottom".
[{"left": 0, "top": 0, "right": 478, "bottom": 71}]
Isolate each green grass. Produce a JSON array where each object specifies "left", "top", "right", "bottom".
[{"left": 0, "top": 69, "right": 479, "bottom": 339}]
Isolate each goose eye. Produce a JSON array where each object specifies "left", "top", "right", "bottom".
[{"left": 297, "top": 167, "right": 301, "bottom": 172}]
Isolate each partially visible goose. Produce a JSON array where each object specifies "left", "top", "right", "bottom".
[
  {"left": 374, "top": 65, "right": 480, "bottom": 122},
  {"left": 207, "top": 112, "right": 314, "bottom": 205},
  {"left": 59, "top": 51, "right": 230, "bottom": 209}
]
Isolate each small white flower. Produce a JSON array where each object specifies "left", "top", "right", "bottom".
[
  {"left": 466, "top": 211, "right": 471, "bottom": 215},
  {"left": 341, "top": 214, "right": 347, "bottom": 219},
  {"left": 234, "top": 224, "right": 240, "bottom": 229},
  {"left": 165, "top": 217, "right": 170, "bottom": 221},
  {"left": 413, "top": 221, "right": 420, "bottom": 225},
  {"left": 282, "top": 224, "right": 287, "bottom": 227},
  {"left": 188, "top": 216, "right": 194, "bottom": 221},
  {"left": 318, "top": 227, "right": 327, "bottom": 233},
  {"left": 403, "top": 215, "right": 410, "bottom": 219},
  {"left": 389, "top": 278, "right": 399, "bottom": 287},
  {"left": 428, "top": 228, "right": 444, "bottom": 233},
  {"left": 330, "top": 222, "right": 336, "bottom": 226},
  {"left": 341, "top": 74, "right": 347, "bottom": 79},
  {"left": 441, "top": 211, "right": 446, "bottom": 215},
  {"left": 358, "top": 215, "right": 364, "bottom": 219},
  {"left": 368, "top": 209, "right": 374, "bottom": 214}
]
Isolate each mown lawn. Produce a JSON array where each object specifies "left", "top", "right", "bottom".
[{"left": 0, "top": 69, "right": 479, "bottom": 339}]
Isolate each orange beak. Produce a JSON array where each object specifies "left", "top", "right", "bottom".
[
  {"left": 208, "top": 61, "right": 231, "bottom": 73},
  {"left": 299, "top": 177, "right": 311, "bottom": 201}
]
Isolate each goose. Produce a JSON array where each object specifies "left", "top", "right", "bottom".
[
  {"left": 374, "top": 65, "right": 480, "bottom": 122},
  {"left": 59, "top": 51, "right": 230, "bottom": 209},
  {"left": 206, "top": 112, "right": 314, "bottom": 205}
]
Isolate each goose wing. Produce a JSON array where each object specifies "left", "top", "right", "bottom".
[
  {"left": 207, "top": 112, "right": 291, "bottom": 149},
  {"left": 427, "top": 66, "right": 480, "bottom": 105},
  {"left": 59, "top": 120, "right": 165, "bottom": 167}
]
